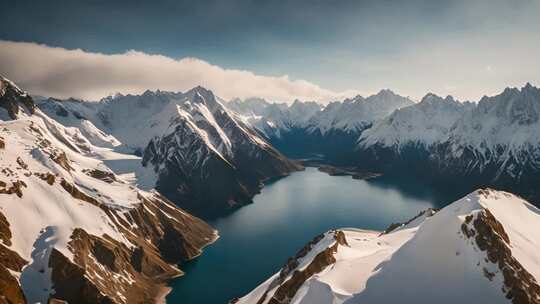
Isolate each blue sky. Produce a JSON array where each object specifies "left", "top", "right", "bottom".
[{"left": 0, "top": 0, "right": 539, "bottom": 102}]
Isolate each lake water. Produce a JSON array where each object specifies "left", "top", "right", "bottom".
[{"left": 166, "top": 167, "right": 459, "bottom": 303}]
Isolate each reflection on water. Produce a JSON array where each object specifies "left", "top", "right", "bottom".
[{"left": 167, "top": 167, "right": 456, "bottom": 304}]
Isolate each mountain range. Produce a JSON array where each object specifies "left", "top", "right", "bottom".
[
  {"left": 228, "top": 89, "right": 414, "bottom": 162},
  {"left": 3, "top": 73, "right": 540, "bottom": 304},
  {"left": 231, "top": 83, "right": 540, "bottom": 203}
]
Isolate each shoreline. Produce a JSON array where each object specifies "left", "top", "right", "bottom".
[
  {"left": 156, "top": 286, "right": 172, "bottom": 304},
  {"left": 157, "top": 230, "right": 220, "bottom": 303}
]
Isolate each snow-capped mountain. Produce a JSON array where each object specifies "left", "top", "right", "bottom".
[
  {"left": 0, "top": 77, "right": 216, "bottom": 304},
  {"left": 359, "top": 93, "right": 474, "bottom": 149},
  {"left": 357, "top": 84, "right": 540, "bottom": 202},
  {"left": 38, "top": 87, "right": 301, "bottom": 217},
  {"left": 227, "top": 98, "right": 322, "bottom": 139},
  {"left": 141, "top": 87, "right": 302, "bottom": 216},
  {"left": 307, "top": 89, "right": 414, "bottom": 135},
  {"left": 438, "top": 83, "right": 540, "bottom": 178},
  {"left": 228, "top": 90, "right": 414, "bottom": 162},
  {"left": 236, "top": 188, "right": 540, "bottom": 304}
]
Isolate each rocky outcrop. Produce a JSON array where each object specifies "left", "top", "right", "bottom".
[
  {"left": 0, "top": 180, "right": 27, "bottom": 198},
  {"left": 83, "top": 169, "right": 116, "bottom": 183},
  {"left": 34, "top": 172, "right": 56, "bottom": 185},
  {"left": 0, "top": 76, "right": 35, "bottom": 120}
]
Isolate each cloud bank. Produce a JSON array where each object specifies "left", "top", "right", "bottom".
[{"left": 0, "top": 40, "right": 354, "bottom": 102}]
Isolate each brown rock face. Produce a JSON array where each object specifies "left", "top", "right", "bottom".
[
  {"left": 47, "top": 193, "right": 215, "bottom": 304},
  {"left": 34, "top": 172, "right": 56, "bottom": 185},
  {"left": 0, "top": 212, "right": 12, "bottom": 246},
  {"left": 60, "top": 179, "right": 100, "bottom": 206},
  {"left": 49, "top": 248, "right": 113, "bottom": 304},
  {"left": 461, "top": 203, "right": 540, "bottom": 304},
  {"left": 83, "top": 169, "right": 116, "bottom": 184},
  {"left": 0, "top": 265, "right": 26, "bottom": 304},
  {"left": 0, "top": 211, "right": 28, "bottom": 304},
  {"left": 51, "top": 152, "right": 73, "bottom": 172}
]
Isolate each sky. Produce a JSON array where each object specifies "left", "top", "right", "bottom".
[{"left": 0, "top": 0, "right": 539, "bottom": 103}]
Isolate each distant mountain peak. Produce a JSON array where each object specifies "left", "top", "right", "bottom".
[
  {"left": 186, "top": 85, "right": 215, "bottom": 101},
  {"left": 343, "top": 94, "right": 365, "bottom": 104},
  {"left": 420, "top": 93, "right": 458, "bottom": 105},
  {"left": 376, "top": 88, "right": 396, "bottom": 96}
]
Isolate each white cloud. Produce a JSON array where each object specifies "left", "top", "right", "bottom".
[{"left": 0, "top": 40, "right": 355, "bottom": 103}]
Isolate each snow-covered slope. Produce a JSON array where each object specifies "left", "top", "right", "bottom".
[
  {"left": 237, "top": 189, "right": 540, "bottom": 304},
  {"left": 36, "top": 97, "right": 121, "bottom": 148},
  {"left": 37, "top": 90, "right": 187, "bottom": 151},
  {"left": 0, "top": 77, "right": 216, "bottom": 304}
]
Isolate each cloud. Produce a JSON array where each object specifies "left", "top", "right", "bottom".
[{"left": 0, "top": 40, "right": 355, "bottom": 103}]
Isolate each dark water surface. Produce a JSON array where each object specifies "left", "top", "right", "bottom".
[{"left": 166, "top": 167, "right": 457, "bottom": 303}]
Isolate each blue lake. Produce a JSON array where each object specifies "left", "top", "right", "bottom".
[{"left": 166, "top": 167, "right": 457, "bottom": 303}]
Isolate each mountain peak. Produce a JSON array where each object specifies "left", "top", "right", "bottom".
[
  {"left": 522, "top": 82, "right": 540, "bottom": 96},
  {"left": 420, "top": 92, "right": 443, "bottom": 102},
  {"left": 0, "top": 76, "right": 35, "bottom": 120},
  {"left": 523, "top": 82, "right": 534, "bottom": 90},
  {"left": 186, "top": 85, "right": 214, "bottom": 100},
  {"left": 376, "top": 88, "right": 396, "bottom": 96},
  {"left": 343, "top": 94, "right": 365, "bottom": 104}
]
